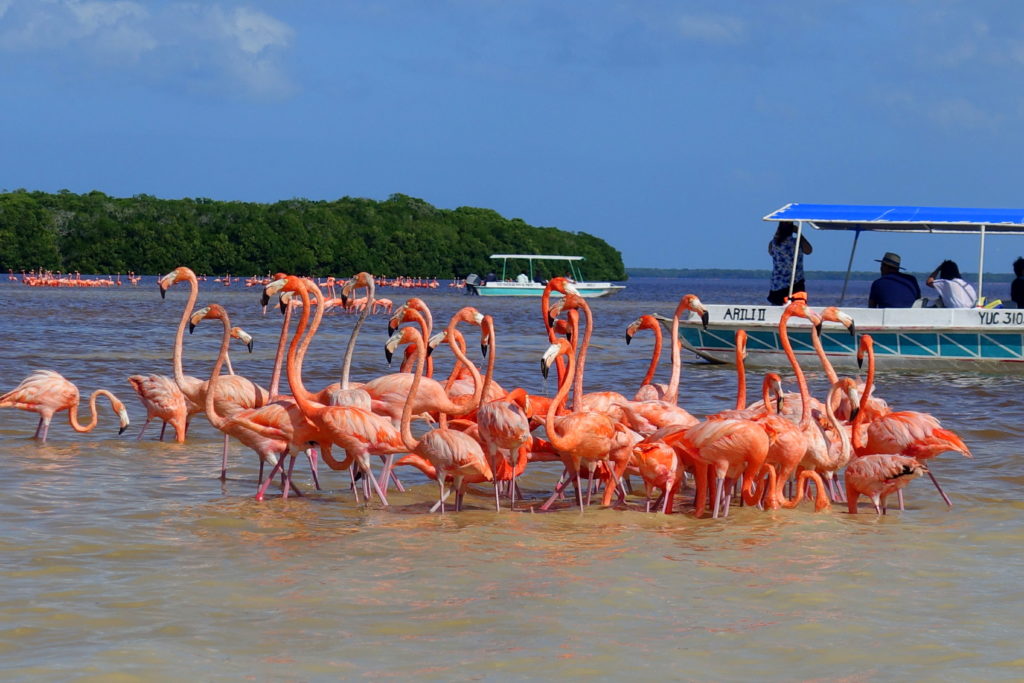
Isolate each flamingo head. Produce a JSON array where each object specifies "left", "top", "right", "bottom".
[
  {"left": 735, "top": 329, "right": 747, "bottom": 357},
  {"left": 541, "top": 339, "right": 573, "bottom": 379},
  {"left": 158, "top": 266, "right": 195, "bottom": 299},
  {"left": 340, "top": 272, "right": 373, "bottom": 303},
  {"left": 856, "top": 334, "right": 874, "bottom": 369},
  {"left": 385, "top": 326, "right": 422, "bottom": 365},
  {"left": 624, "top": 316, "right": 646, "bottom": 344},
  {"left": 677, "top": 294, "right": 709, "bottom": 330},
  {"left": 261, "top": 276, "right": 291, "bottom": 308},
  {"left": 110, "top": 396, "right": 130, "bottom": 435},
  {"left": 546, "top": 277, "right": 580, "bottom": 297},
  {"left": 230, "top": 326, "right": 255, "bottom": 353},
  {"left": 188, "top": 304, "right": 227, "bottom": 334},
  {"left": 786, "top": 297, "right": 823, "bottom": 336},
  {"left": 480, "top": 315, "right": 494, "bottom": 358},
  {"left": 763, "top": 372, "right": 784, "bottom": 413},
  {"left": 821, "top": 306, "right": 856, "bottom": 338}
]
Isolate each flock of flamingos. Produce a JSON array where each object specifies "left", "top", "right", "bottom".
[{"left": 0, "top": 267, "right": 973, "bottom": 517}]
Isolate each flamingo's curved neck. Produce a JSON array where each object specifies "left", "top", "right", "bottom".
[
  {"left": 172, "top": 271, "right": 198, "bottom": 386},
  {"left": 341, "top": 275, "right": 374, "bottom": 389},
  {"left": 735, "top": 333, "right": 747, "bottom": 410},
  {"left": 203, "top": 312, "right": 233, "bottom": 431},
  {"left": 571, "top": 299, "right": 594, "bottom": 411},
  {"left": 67, "top": 390, "right": 110, "bottom": 433},
  {"left": 545, "top": 344, "right": 576, "bottom": 451},
  {"left": 811, "top": 325, "right": 839, "bottom": 384},
  {"left": 779, "top": 308, "right": 812, "bottom": 427},
  {"left": 293, "top": 279, "right": 326, "bottom": 401},
  {"left": 851, "top": 338, "right": 875, "bottom": 450},
  {"left": 640, "top": 319, "right": 663, "bottom": 388},
  {"left": 268, "top": 303, "right": 293, "bottom": 400},
  {"left": 399, "top": 328, "right": 427, "bottom": 451}
]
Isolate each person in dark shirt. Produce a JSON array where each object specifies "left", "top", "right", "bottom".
[
  {"left": 868, "top": 252, "right": 921, "bottom": 308},
  {"left": 1012, "top": 257, "right": 1024, "bottom": 308}
]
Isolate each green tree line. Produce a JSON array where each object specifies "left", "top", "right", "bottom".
[{"left": 0, "top": 190, "right": 626, "bottom": 280}]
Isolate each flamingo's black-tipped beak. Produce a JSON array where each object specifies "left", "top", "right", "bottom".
[
  {"left": 118, "top": 425, "right": 128, "bottom": 435},
  {"left": 159, "top": 285, "right": 166, "bottom": 300},
  {"left": 247, "top": 340, "right": 254, "bottom": 353},
  {"left": 857, "top": 355, "right": 864, "bottom": 370},
  {"left": 385, "top": 347, "right": 394, "bottom": 365},
  {"left": 776, "top": 395, "right": 783, "bottom": 414},
  {"left": 850, "top": 406, "right": 859, "bottom": 422},
  {"left": 566, "top": 330, "right": 574, "bottom": 344},
  {"left": 188, "top": 321, "right": 196, "bottom": 334},
  {"left": 279, "top": 300, "right": 288, "bottom": 316},
  {"left": 340, "top": 292, "right": 349, "bottom": 308},
  {"left": 425, "top": 344, "right": 435, "bottom": 358},
  {"left": 625, "top": 333, "right": 632, "bottom": 345},
  {"left": 387, "top": 321, "right": 397, "bottom": 336},
  {"left": 541, "top": 360, "right": 550, "bottom": 380},
  {"left": 848, "top": 322, "right": 856, "bottom": 338},
  {"left": 814, "top": 322, "right": 823, "bottom": 337},
  {"left": 700, "top": 311, "right": 709, "bottom": 330},
  {"left": 547, "top": 314, "right": 556, "bottom": 329},
  {"left": 260, "top": 291, "right": 270, "bottom": 307}
]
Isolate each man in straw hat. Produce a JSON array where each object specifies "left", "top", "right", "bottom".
[{"left": 868, "top": 251, "right": 921, "bottom": 308}]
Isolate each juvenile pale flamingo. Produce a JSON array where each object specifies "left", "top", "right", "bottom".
[
  {"left": 1, "top": 370, "right": 130, "bottom": 443},
  {"left": 390, "top": 325, "right": 491, "bottom": 512},
  {"left": 845, "top": 454, "right": 928, "bottom": 514}
]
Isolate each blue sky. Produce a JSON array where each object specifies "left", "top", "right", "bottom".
[{"left": 3, "top": 0, "right": 1023, "bottom": 272}]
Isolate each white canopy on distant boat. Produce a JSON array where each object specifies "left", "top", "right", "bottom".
[{"left": 489, "top": 254, "right": 584, "bottom": 260}]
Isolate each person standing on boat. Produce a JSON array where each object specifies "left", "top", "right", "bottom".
[
  {"left": 925, "top": 260, "right": 977, "bottom": 308},
  {"left": 767, "top": 221, "right": 812, "bottom": 305},
  {"left": 1011, "top": 257, "right": 1024, "bottom": 308},
  {"left": 868, "top": 252, "right": 920, "bottom": 308}
]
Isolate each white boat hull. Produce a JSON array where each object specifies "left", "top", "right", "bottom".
[
  {"left": 678, "top": 304, "right": 1024, "bottom": 373},
  {"left": 475, "top": 281, "right": 625, "bottom": 298}
]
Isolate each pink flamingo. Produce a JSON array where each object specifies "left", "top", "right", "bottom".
[
  {"left": 625, "top": 314, "right": 669, "bottom": 401},
  {"left": 852, "top": 334, "right": 971, "bottom": 507},
  {"left": 1, "top": 370, "right": 130, "bottom": 442},
  {"left": 389, "top": 325, "right": 491, "bottom": 512}
]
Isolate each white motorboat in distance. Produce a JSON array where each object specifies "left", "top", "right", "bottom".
[{"left": 470, "top": 254, "right": 625, "bottom": 298}]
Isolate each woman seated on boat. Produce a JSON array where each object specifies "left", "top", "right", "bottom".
[{"left": 925, "top": 260, "right": 977, "bottom": 308}]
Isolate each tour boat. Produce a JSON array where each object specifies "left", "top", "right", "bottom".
[
  {"left": 470, "top": 254, "right": 625, "bottom": 297},
  {"left": 678, "top": 204, "right": 1024, "bottom": 373}
]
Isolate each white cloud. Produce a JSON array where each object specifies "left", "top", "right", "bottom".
[{"left": 0, "top": 0, "right": 296, "bottom": 99}]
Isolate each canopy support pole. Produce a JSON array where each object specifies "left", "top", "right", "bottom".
[
  {"left": 978, "top": 226, "right": 986, "bottom": 303},
  {"left": 838, "top": 229, "right": 861, "bottom": 306},
  {"left": 788, "top": 221, "right": 803, "bottom": 298}
]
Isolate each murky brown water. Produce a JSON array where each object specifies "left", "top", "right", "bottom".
[{"left": 1, "top": 277, "right": 1021, "bottom": 680}]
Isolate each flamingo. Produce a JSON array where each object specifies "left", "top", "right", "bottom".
[
  {"left": 625, "top": 313, "right": 670, "bottom": 401},
  {"left": 474, "top": 315, "right": 533, "bottom": 510},
  {"left": 190, "top": 304, "right": 305, "bottom": 500},
  {"left": 852, "top": 334, "right": 971, "bottom": 507},
  {"left": 266, "top": 276, "right": 405, "bottom": 505},
  {"left": 1, "top": 370, "right": 130, "bottom": 443},
  {"left": 389, "top": 325, "right": 491, "bottom": 512},
  {"left": 538, "top": 339, "right": 636, "bottom": 511},
  {"left": 844, "top": 454, "right": 928, "bottom": 514},
  {"left": 159, "top": 266, "right": 270, "bottom": 478},
  {"left": 128, "top": 326, "right": 254, "bottom": 443}
]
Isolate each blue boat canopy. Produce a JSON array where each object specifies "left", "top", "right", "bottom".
[{"left": 763, "top": 203, "right": 1024, "bottom": 235}]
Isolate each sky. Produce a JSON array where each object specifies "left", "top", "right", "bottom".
[{"left": 3, "top": 0, "right": 1024, "bottom": 273}]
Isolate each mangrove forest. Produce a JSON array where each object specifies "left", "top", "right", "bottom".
[{"left": 0, "top": 190, "right": 626, "bottom": 280}]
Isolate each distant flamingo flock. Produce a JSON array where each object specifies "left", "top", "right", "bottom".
[{"left": 1, "top": 267, "right": 973, "bottom": 517}]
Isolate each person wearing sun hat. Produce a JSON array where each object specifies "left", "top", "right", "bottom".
[{"left": 868, "top": 251, "right": 921, "bottom": 308}]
